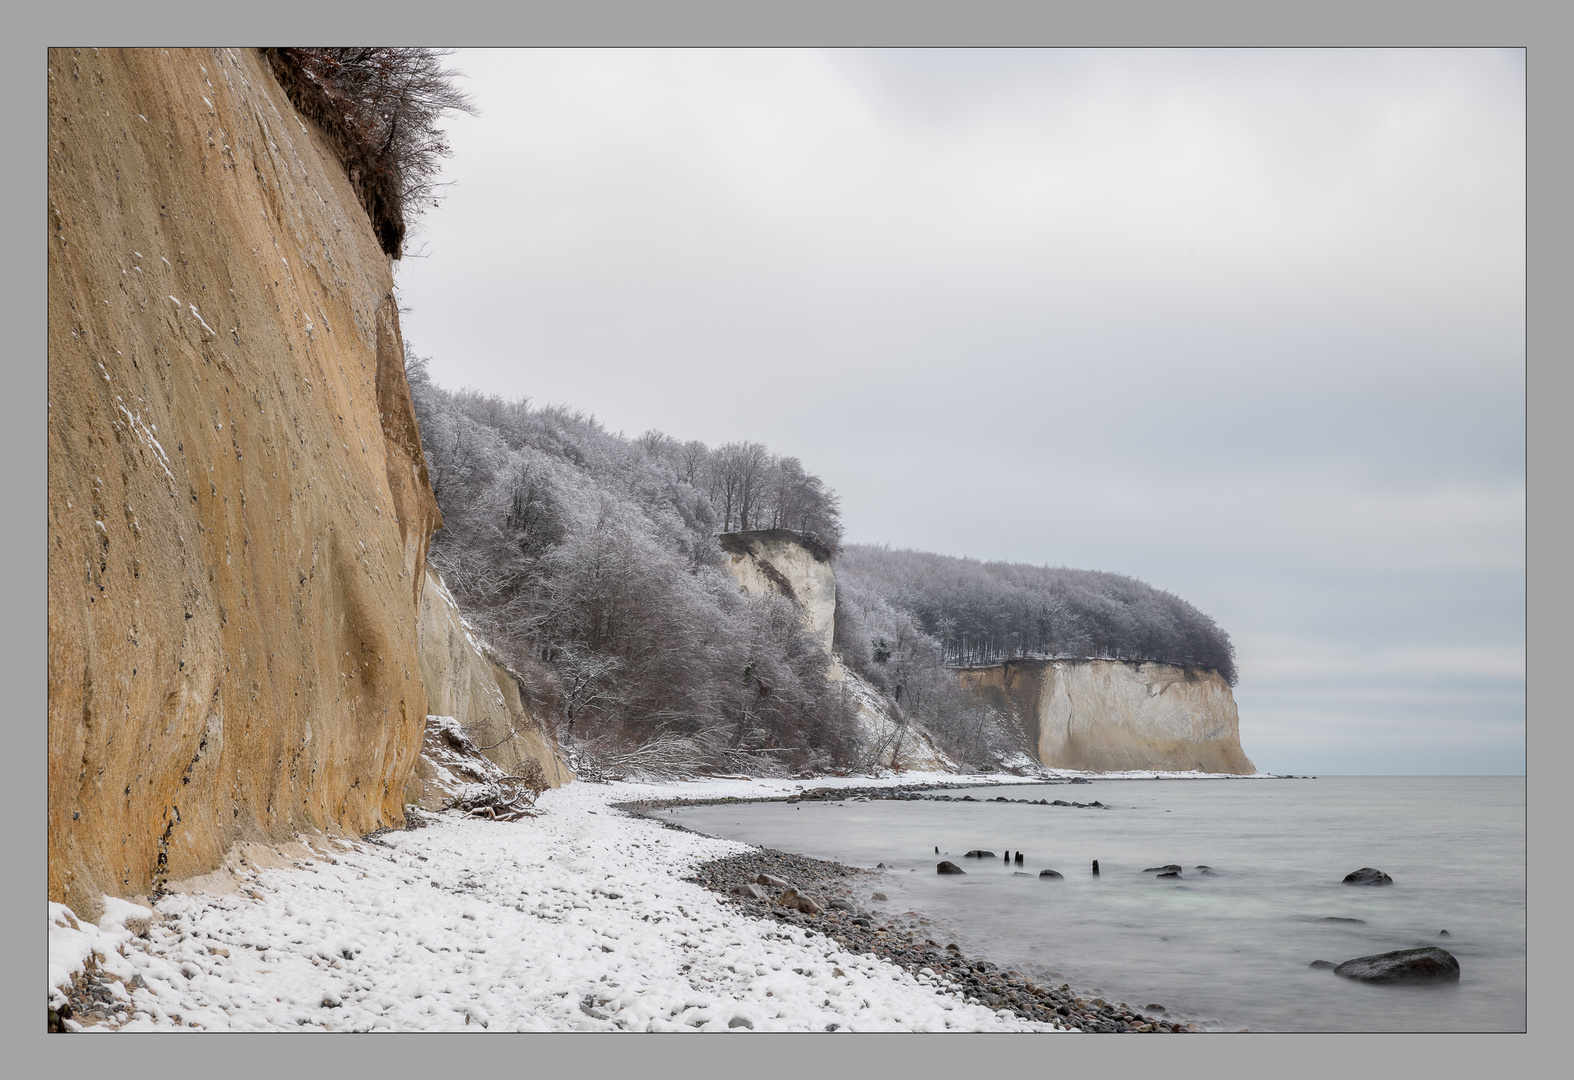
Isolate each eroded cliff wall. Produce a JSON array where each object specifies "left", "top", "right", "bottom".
[
  {"left": 718, "top": 532, "right": 954, "bottom": 771},
  {"left": 833, "top": 662, "right": 956, "bottom": 773},
  {"left": 958, "top": 660, "right": 1256, "bottom": 774},
  {"left": 719, "top": 530, "right": 836, "bottom": 656},
  {"left": 414, "top": 570, "right": 573, "bottom": 794},
  {"left": 47, "top": 47, "right": 441, "bottom": 916}
]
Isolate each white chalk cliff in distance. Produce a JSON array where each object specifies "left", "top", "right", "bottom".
[{"left": 959, "top": 659, "right": 1255, "bottom": 774}]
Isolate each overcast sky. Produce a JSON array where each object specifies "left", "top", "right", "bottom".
[{"left": 396, "top": 48, "right": 1525, "bottom": 776}]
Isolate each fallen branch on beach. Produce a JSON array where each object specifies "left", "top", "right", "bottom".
[{"left": 447, "top": 776, "right": 544, "bottom": 821}]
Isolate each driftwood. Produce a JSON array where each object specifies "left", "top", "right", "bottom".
[
  {"left": 447, "top": 770, "right": 545, "bottom": 822},
  {"left": 426, "top": 720, "right": 549, "bottom": 822}
]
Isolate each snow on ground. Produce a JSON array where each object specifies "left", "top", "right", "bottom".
[{"left": 48, "top": 772, "right": 1093, "bottom": 1033}]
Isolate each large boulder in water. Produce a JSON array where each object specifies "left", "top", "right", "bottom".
[
  {"left": 1342, "top": 867, "right": 1394, "bottom": 886},
  {"left": 937, "top": 861, "right": 967, "bottom": 875},
  {"left": 1333, "top": 947, "right": 1460, "bottom": 984},
  {"left": 963, "top": 850, "right": 996, "bottom": 858}
]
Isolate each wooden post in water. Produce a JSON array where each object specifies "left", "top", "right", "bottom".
[{"left": 1092, "top": 859, "right": 1100, "bottom": 876}]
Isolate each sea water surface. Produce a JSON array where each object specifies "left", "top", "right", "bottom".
[{"left": 667, "top": 776, "right": 1525, "bottom": 1031}]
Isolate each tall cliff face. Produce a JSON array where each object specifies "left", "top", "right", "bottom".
[
  {"left": 719, "top": 530, "right": 836, "bottom": 656},
  {"left": 958, "top": 660, "right": 1256, "bottom": 774},
  {"left": 47, "top": 48, "right": 442, "bottom": 917},
  {"left": 414, "top": 570, "right": 573, "bottom": 795}
]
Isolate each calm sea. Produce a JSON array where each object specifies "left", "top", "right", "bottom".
[{"left": 667, "top": 776, "right": 1525, "bottom": 1031}]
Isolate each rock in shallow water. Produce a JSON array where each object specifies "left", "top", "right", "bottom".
[
  {"left": 937, "top": 861, "right": 966, "bottom": 875},
  {"left": 1144, "top": 864, "right": 1183, "bottom": 873},
  {"left": 1039, "top": 869, "right": 1064, "bottom": 879},
  {"left": 687, "top": 828, "right": 1191, "bottom": 1032},
  {"left": 963, "top": 850, "right": 996, "bottom": 859},
  {"left": 1342, "top": 867, "right": 1394, "bottom": 886},
  {"left": 1333, "top": 947, "right": 1460, "bottom": 983},
  {"left": 1309, "top": 960, "right": 1337, "bottom": 970}
]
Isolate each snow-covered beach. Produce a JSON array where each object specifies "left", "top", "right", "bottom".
[{"left": 49, "top": 772, "right": 1114, "bottom": 1033}]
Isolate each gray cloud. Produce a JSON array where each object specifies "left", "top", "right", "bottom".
[{"left": 398, "top": 48, "right": 1524, "bottom": 774}]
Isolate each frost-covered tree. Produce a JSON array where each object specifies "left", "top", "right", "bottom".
[
  {"left": 406, "top": 347, "right": 854, "bottom": 777},
  {"left": 833, "top": 545, "right": 1237, "bottom": 684}
]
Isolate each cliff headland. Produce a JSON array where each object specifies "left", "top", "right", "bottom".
[{"left": 957, "top": 658, "right": 1254, "bottom": 774}]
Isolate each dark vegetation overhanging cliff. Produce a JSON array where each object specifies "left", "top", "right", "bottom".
[
  {"left": 720, "top": 528, "right": 835, "bottom": 567},
  {"left": 46, "top": 47, "right": 447, "bottom": 917},
  {"left": 263, "top": 48, "right": 475, "bottom": 258}
]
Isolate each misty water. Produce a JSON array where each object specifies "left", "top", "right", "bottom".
[{"left": 667, "top": 776, "right": 1525, "bottom": 1031}]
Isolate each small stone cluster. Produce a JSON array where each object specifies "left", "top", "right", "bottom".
[
  {"left": 51, "top": 954, "right": 171, "bottom": 1032},
  {"left": 687, "top": 847, "right": 1197, "bottom": 1033}
]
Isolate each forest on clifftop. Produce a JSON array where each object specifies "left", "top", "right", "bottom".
[{"left": 409, "top": 353, "right": 1238, "bottom": 778}]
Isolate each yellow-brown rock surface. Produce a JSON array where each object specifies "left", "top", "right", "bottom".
[
  {"left": 47, "top": 47, "right": 441, "bottom": 917},
  {"left": 415, "top": 570, "right": 573, "bottom": 794}
]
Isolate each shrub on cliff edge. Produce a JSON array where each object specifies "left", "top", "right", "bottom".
[{"left": 265, "top": 47, "right": 475, "bottom": 257}]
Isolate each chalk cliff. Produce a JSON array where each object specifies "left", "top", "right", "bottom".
[
  {"left": 47, "top": 47, "right": 442, "bottom": 916},
  {"left": 957, "top": 659, "right": 1256, "bottom": 774},
  {"left": 719, "top": 531, "right": 956, "bottom": 771},
  {"left": 413, "top": 570, "right": 573, "bottom": 797},
  {"left": 719, "top": 530, "right": 837, "bottom": 656}
]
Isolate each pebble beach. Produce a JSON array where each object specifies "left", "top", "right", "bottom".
[{"left": 48, "top": 771, "right": 1095, "bottom": 1032}]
